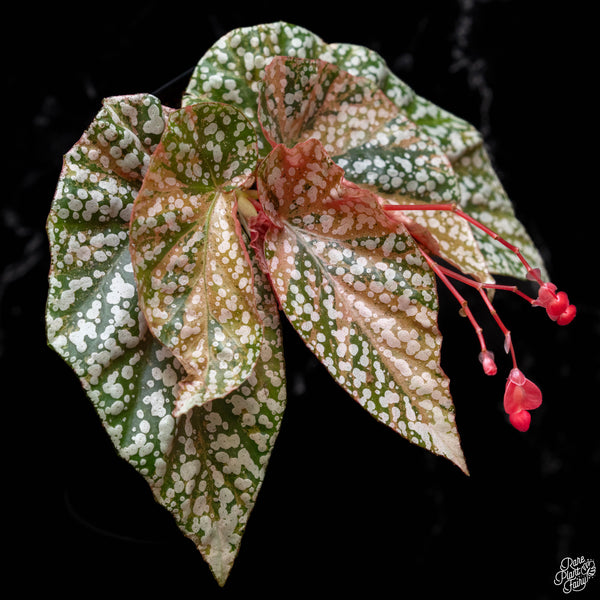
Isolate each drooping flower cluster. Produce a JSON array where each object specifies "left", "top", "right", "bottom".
[{"left": 387, "top": 203, "right": 575, "bottom": 431}]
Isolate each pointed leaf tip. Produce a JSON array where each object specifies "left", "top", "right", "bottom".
[{"left": 257, "top": 138, "right": 466, "bottom": 471}]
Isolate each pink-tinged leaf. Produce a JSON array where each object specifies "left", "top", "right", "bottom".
[
  {"left": 258, "top": 56, "right": 491, "bottom": 284},
  {"left": 182, "top": 22, "right": 415, "bottom": 153},
  {"left": 183, "top": 21, "right": 546, "bottom": 281},
  {"left": 258, "top": 56, "right": 398, "bottom": 155},
  {"left": 47, "top": 94, "right": 286, "bottom": 585},
  {"left": 129, "top": 102, "right": 263, "bottom": 415},
  {"left": 317, "top": 42, "right": 547, "bottom": 281},
  {"left": 257, "top": 138, "right": 467, "bottom": 473}
]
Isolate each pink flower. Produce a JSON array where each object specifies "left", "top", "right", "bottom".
[
  {"left": 533, "top": 283, "right": 576, "bottom": 325},
  {"left": 503, "top": 368, "right": 542, "bottom": 432},
  {"left": 533, "top": 281, "right": 557, "bottom": 307}
]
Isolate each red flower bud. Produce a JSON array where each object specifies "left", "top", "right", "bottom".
[
  {"left": 557, "top": 304, "right": 576, "bottom": 325},
  {"left": 509, "top": 409, "right": 532, "bottom": 432},
  {"left": 533, "top": 283, "right": 576, "bottom": 325},
  {"left": 478, "top": 350, "right": 497, "bottom": 376},
  {"left": 546, "top": 291, "right": 569, "bottom": 319}
]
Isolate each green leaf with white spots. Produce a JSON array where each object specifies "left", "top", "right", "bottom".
[
  {"left": 257, "top": 55, "right": 398, "bottom": 155},
  {"left": 183, "top": 21, "right": 546, "bottom": 280},
  {"left": 317, "top": 43, "right": 548, "bottom": 281},
  {"left": 47, "top": 93, "right": 170, "bottom": 390},
  {"left": 129, "top": 102, "right": 263, "bottom": 415},
  {"left": 323, "top": 46, "right": 546, "bottom": 279},
  {"left": 256, "top": 138, "right": 467, "bottom": 473},
  {"left": 151, "top": 253, "right": 286, "bottom": 586},
  {"left": 257, "top": 55, "right": 491, "bottom": 283},
  {"left": 182, "top": 21, "right": 416, "bottom": 139},
  {"left": 46, "top": 94, "right": 287, "bottom": 586},
  {"left": 183, "top": 21, "right": 327, "bottom": 156},
  {"left": 451, "top": 143, "right": 548, "bottom": 280}
]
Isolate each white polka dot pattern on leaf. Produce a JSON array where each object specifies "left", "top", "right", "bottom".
[
  {"left": 257, "top": 55, "right": 492, "bottom": 283},
  {"left": 129, "top": 102, "right": 263, "bottom": 414},
  {"left": 47, "top": 94, "right": 287, "bottom": 586},
  {"left": 257, "top": 138, "right": 467, "bottom": 473},
  {"left": 183, "top": 21, "right": 546, "bottom": 281}
]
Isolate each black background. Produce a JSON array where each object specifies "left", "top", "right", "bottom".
[{"left": 5, "top": 1, "right": 598, "bottom": 597}]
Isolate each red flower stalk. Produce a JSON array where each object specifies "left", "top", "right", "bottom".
[
  {"left": 382, "top": 200, "right": 573, "bottom": 433},
  {"left": 383, "top": 203, "right": 577, "bottom": 327},
  {"left": 418, "top": 249, "right": 496, "bottom": 377},
  {"left": 503, "top": 368, "right": 542, "bottom": 432}
]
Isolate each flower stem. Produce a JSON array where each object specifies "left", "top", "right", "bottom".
[
  {"left": 434, "top": 263, "right": 536, "bottom": 304},
  {"left": 421, "top": 252, "right": 519, "bottom": 369},
  {"left": 419, "top": 248, "right": 489, "bottom": 355},
  {"left": 477, "top": 286, "right": 518, "bottom": 369},
  {"left": 382, "top": 202, "right": 543, "bottom": 285}
]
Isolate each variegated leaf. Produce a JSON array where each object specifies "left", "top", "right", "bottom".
[
  {"left": 182, "top": 21, "right": 415, "bottom": 142},
  {"left": 314, "top": 40, "right": 548, "bottom": 280},
  {"left": 450, "top": 143, "right": 547, "bottom": 279},
  {"left": 257, "top": 138, "right": 467, "bottom": 473},
  {"left": 182, "top": 21, "right": 328, "bottom": 156},
  {"left": 258, "top": 55, "right": 490, "bottom": 282},
  {"left": 153, "top": 253, "right": 286, "bottom": 586},
  {"left": 257, "top": 55, "right": 397, "bottom": 154},
  {"left": 334, "top": 47, "right": 547, "bottom": 281},
  {"left": 129, "top": 102, "right": 262, "bottom": 415},
  {"left": 47, "top": 93, "right": 170, "bottom": 392},
  {"left": 46, "top": 94, "right": 287, "bottom": 586},
  {"left": 183, "top": 21, "right": 546, "bottom": 280}
]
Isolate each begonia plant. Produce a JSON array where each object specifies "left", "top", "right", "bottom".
[{"left": 45, "top": 21, "right": 575, "bottom": 585}]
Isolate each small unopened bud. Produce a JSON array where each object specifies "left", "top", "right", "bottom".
[
  {"left": 557, "top": 304, "right": 576, "bottom": 325},
  {"left": 504, "top": 331, "right": 512, "bottom": 354},
  {"left": 237, "top": 191, "right": 258, "bottom": 220},
  {"left": 509, "top": 409, "right": 532, "bottom": 432},
  {"left": 478, "top": 350, "right": 497, "bottom": 376}
]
